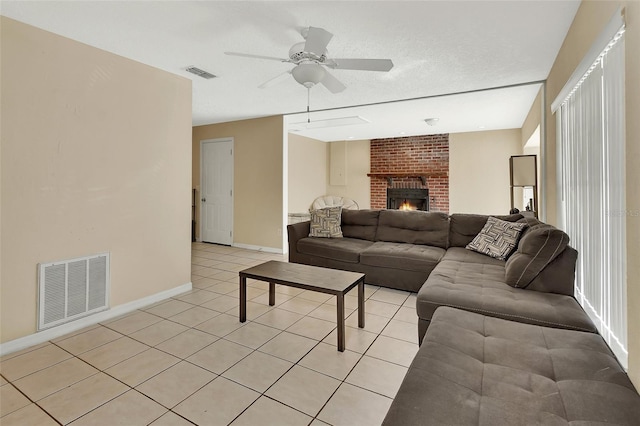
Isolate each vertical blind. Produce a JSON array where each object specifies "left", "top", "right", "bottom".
[{"left": 555, "top": 22, "right": 626, "bottom": 367}]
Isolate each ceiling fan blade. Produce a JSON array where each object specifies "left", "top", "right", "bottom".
[
  {"left": 224, "top": 51, "right": 290, "bottom": 62},
  {"left": 304, "top": 27, "right": 333, "bottom": 57},
  {"left": 320, "top": 69, "right": 346, "bottom": 94},
  {"left": 258, "top": 70, "right": 292, "bottom": 89},
  {"left": 327, "top": 58, "right": 394, "bottom": 72}
]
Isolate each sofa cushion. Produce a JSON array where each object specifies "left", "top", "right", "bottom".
[
  {"left": 442, "top": 247, "right": 506, "bottom": 266},
  {"left": 383, "top": 307, "right": 640, "bottom": 426},
  {"left": 375, "top": 210, "right": 449, "bottom": 248},
  {"left": 296, "top": 237, "right": 373, "bottom": 263},
  {"left": 308, "top": 206, "right": 343, "bottom": 238},
  {"left": 416, "top": 259, "right": 596, "bottom": 333},
  {"left": 360, "top": 241, "right": 445, "bottom": 273},
  {"left": 341, "top": 209, "right": 380, "bottom": 241},
  {"left": 449, "top": 213, "right": 523, "bottom": 247},
  {"left": 505, "top": 225, "right": 570, "bottom": 288},
  {"left": 466, "top": 216, "right": 527, "bottom": 260}
]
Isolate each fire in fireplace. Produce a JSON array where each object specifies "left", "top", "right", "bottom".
[{"left": 387, "top": 188, "right": 429, "bottom": 211}]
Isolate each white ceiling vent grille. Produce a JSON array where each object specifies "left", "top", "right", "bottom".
[
  {"left": 185, "top": 66, "right": 217, "bottom": 79},
  {"left": 38, "top": 253, "right": 110, "bottom": 331}
]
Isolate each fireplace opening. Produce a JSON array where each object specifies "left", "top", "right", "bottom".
[{"left": 387, "top": 188, "right": 429, "bottom": 211}]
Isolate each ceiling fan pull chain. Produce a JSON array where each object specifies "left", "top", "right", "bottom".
[{"left": 307, "top": 87, "right": 311, "bottom": 124}]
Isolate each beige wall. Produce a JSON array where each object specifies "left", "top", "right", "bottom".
[
  {"left": 545, "top": 1, "right": 640, "bottom": 388},
  {"left": 193, "top": 116, "right": 284, "bottom": 250},
  {"left": 522, "top": 87, "right": 542, "bottom": 214},
  {"left": 625, "top": 1, "right": 640, "bottom": 389},
  {"left": 449, "top": 129, "right": 522, "bottom": 214},
  {"left": 0, "top": 18, "right": 192, "bottom": 343},
  {"left": 326, "top": 140, "right": 371, "bottom": 209},
  {"left": 287, "top": 138, "right": 371, "bottom": 212},
  {"left": 0, "top": 17, "right": 4, "bottom": 344},
  {"left": 288, "top": 134, "right": 327, "bottom": 213},
  {"left": 522, "top": 88, "right": 543, "bottom": 148}
]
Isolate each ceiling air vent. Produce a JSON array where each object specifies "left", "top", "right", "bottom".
[{"left": 185, "top": 66, "right": 217, "bottom": 79}]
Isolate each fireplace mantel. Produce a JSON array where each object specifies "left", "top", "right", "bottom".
[{"left": 367, "top": 172, "right": 448, "bottom": 186}]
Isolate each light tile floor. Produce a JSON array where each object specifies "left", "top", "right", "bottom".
[{"left": 0, "top": 242, "right": 419, "bottom": 425}]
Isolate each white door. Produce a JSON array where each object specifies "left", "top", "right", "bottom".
[{"left": 201, "top": 139, "right": 233, "bottom": 245}]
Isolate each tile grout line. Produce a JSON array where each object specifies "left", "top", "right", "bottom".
[
  {"left": 222, "top": 338, "right": 324, "bottom": 425},
  {"left": 12, "top": 340, "right": 108, "bottom": 425},
  {"left": 167, "top": 284, "right": 368, "bottom": 424},
  {"left": 2, "top": 244, "right": 415, "bottom": 426},
  {"left": 0, "top": 375, "right": 63, "bottom": 425}
]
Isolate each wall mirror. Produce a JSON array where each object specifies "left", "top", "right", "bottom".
[{"left": 510, "top": 155, "right": 538, "bottom": 217}]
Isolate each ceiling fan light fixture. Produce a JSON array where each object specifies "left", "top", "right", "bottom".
[
  {"left": 292, "top": 63, "right": 326, "bottom": 88},
  {"left": 227, "top": 26, "right": 392, "bottom": 93}
]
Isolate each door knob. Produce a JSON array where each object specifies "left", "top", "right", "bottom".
[{"left": 201, "top": 198, "right": 206, "bottom": 202}]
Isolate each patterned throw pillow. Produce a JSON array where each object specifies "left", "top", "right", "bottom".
[
  {"left": 309, "top": 206, "right": 343, "bottom": 238},
  {"left": 466, "top": 216, "right": 527, "bottom": 260}
]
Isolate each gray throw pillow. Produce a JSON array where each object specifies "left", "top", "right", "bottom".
[
  {"left": 309, "top": 206, "right": 343, "bottom": 238},
  {"left": 466, "top": 216, "right": 527, "bottom": 260}
]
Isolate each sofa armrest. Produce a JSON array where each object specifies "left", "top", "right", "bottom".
[
  {"left": 505, "top": 225, "right": 572, "bottom": 291},
  {"left": 526, "top": 246, "right": 577, "bottom": 296},
  {"left": 287, "top": 221, "right": 310, "bottom": 261}
]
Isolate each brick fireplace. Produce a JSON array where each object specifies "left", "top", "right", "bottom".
[
  {"left": 387, "top": 187, "right": 429, "bottom": 210},
  {"left": 369, "top": 134, "right": 449, "bottom": 212}
]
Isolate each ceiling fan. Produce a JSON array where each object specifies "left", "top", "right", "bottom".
[{"left": 225, "top": 26, "right": 394, "bottom": 93}]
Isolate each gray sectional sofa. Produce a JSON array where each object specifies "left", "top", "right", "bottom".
[
  {"left": 288, "top": 209, "right": 640, "bottom": 424},
  {"left": 383, "top": 307, "right": 640, "bottom": 425},
  {"left": 416, "top": 212, "right": 594, "bottom": 343},
  {"left": 289, "top": 209, "right": 448, "bottom": 293},
  {"left": 288, "top": 209, "right": 593, "bottom": 341}
]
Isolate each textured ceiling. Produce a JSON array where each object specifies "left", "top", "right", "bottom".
[{"left": 1, "top": 1, "right": 580, "bottom": 140}]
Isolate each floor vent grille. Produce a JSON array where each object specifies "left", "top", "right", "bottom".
[{"left": 38, "top": 253, "right": 110, "bottom": 331}]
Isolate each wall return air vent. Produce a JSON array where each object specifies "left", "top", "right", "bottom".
[{"left": 37, "top": 253, "right": 110, "bottom": 331}]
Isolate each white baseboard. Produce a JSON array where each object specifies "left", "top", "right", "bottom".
[
  {"left": 194, "top": 240, "right": 284, "bottom": 255},
  {"left": 0, "top": 282, "right": 192, "bottom": 357},
  {"left": 232, "top": 242, "right": 283, "bottom": 254}
]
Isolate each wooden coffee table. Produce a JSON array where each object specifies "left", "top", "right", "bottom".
[{"left": 239, "top": 261, "right": 365, "bottom": 352}]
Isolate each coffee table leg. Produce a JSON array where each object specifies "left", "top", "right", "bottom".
[
  {"left": 239, "top": 274, "right": 247, "bottom": 322},
  {"left": 358, "top": 279, "right": 365, "bottom": 328},
  {"left": 269, "top": 282, "right": 275, "bottom": 306},
  {"left": 337, "top": 294, "right": 345, "bottom": 352}
]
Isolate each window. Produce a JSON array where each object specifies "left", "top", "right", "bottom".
[{"left": 553, "top": 11, "right": 626, "bottom": 367}]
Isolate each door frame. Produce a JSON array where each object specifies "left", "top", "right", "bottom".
[{"left": 199, "top": 137, "right": 234, "bottom": 244}]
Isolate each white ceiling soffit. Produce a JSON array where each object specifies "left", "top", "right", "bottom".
[
  {"left": 1, "top": 1, "right": 580, "bottom": 130},
  {"left": 287, "top": 83, "right": 543, "bottom": 141}
]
